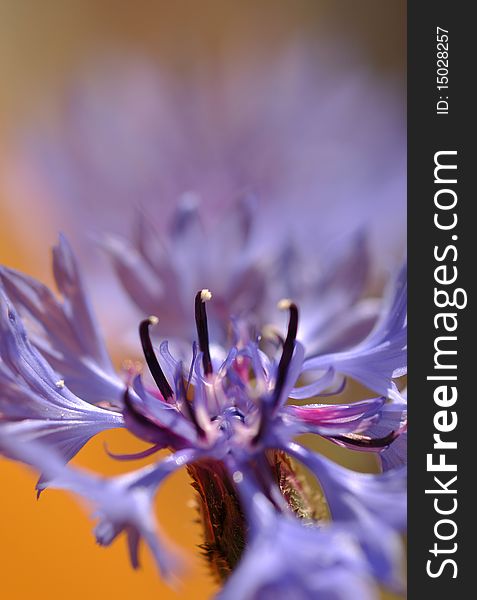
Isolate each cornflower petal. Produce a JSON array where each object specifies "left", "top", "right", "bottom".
[
  {"left": 130, "top": 376, "right": 199, "bottom": 444},
  {"left": 288, "top": 366, "right": 338, "bottom": 400},
  {"left": 301, "top": 263, "right": 407, "bottom": 395},
  {"left": 101, "top": 231, "right": 189, "bottom": 339},
  {"left": 380, "top": 432, "right": 407, "bottom": 472},
  {"left": 219, "top": 516, "right": 378, "bottom": 600},
  {"left": 0, "top": 429, "right": 200, "bottom": 579},
  {"left": 219, "top": 458, "right": 379, "bottom": 600},
  {"left": 283, "top": 442, "right": 406, "bottom": 589},
  {"left": 377, "top": 386, "right": 407, "bottom": 471},
  {"left": 284, "top": 397, "right": 386, "bottom": 437},
  {"left": 282, "top": 231, "right": 377, "bottom": 356},
  {"left": 0, "top": 289, "right": 123, "bottom": 467},
  {"left": 284, "top": 442, "right": 406, "bottom": 530},
  {"left": 0, "top": 235, "right": 125, "bottom": 406},
  {"left": 102, "top": 199, "right": 270, "bottom": 345}
]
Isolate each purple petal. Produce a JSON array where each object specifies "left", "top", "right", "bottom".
[
  {"left": 380, "top": 432, "right": 407, "bottom": 471},
  {"left": 219, "top": 515, "right": 378, "bottom": 600},
  {"left": 130, "top": 376, "right": 198, "bottom": 444},
  {"left": 0, "top": 289, "right": 123, "bottom": 465},
  {"left": 289, "top": 366, "right": 337, "bottom": 400},
  {"left": 302, "top": 263, "right": 407, "bottom": 395},
  {"left": 0, "top": 235, "right": 124, "bottom": 406},
  {"left": 284, "top": 397, "right": 386, "bottom": 436},
  {"left": 285, "top": 442, "right": 406, "bottom": 531},
  {"left": 0, "top": 429, "right": 198, "bottom": 579},
  {"left": 284, "top": 442, "right": 406, "bottom": 589},
  {"left": 223, "top": 457, "right": 381, "bottom": 599}
]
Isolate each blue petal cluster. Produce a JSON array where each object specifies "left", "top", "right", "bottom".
[{"left": 1, "top": 231, "right": 406, "bottom": 599}]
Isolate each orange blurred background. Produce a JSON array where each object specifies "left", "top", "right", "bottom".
[{"left": 0, "top": 2, "right": 405, "bottom": 598}]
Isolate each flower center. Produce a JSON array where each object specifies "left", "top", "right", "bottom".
[{"left": 211, "top": 407, "right": 246, "bottom": 438}]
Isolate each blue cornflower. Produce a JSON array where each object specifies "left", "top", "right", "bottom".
[
  {"left": 0, "top": 236, "right": 406, "bottom": 598},
  {"left": 11, "top": 50, "right": 405, "bottom": 259}
]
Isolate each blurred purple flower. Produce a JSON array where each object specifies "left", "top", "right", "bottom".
[
  {"left": 12, "top": 49, "right": 405, "bottom": 247},
  {"left": 4, "top": 47, "right": 405, "bottom": 343}
]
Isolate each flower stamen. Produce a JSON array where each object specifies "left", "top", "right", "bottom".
[
  {"left": 253, "top": 301, "right": 299, "bottom": 444},
  {"left": 331, "top": 430, "right": 399, "bottom": 449},
  {"left": 273, "top": 300, "right": 299, "bottom": 408},
  {"left": 195, "top": 289, "right": 213, "bottom": 376},
  {"left": 139, "top": 317, "right": 174, "bottom": 401}
]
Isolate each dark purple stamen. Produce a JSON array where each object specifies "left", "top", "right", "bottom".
[
  {"left": 254, "top": 301, "right": 299, "bottom": 444},
  {"left": 139, "top": 317, "right": 173, "bottom": 400},
  {"left": 331, "top": 430, "right": 399, "bottom": 449},
  {"left": 273, "top": 301, "right": 299, "bottom": 407},
  {"left": 195, "top": 289, "right": 213, "bottom": 375}
]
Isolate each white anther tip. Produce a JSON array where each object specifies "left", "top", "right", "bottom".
[
  {"left": 200, "top": 289, "right": 212, "bottom": 302},
  {"left": 148, "top": 315, "right": 159, "bottom": 325},
  {"left": 277, "top": 298, "right": 293, "bottom": 311}
]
